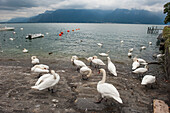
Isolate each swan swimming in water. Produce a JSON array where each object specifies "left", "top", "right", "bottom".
[
  {"left": 97, "top": 68, "right": 123, "bottom": 103},
  {"left": 129, "top": 48, "right": 134, "bottom": 52},
  {"left": 141, "top": 75, "right": 156, "bottom": 85},
  {"left": 97, "top": 43, "right": 103, "bottom": 47},
  {"left": 31, "top": 70, "right": 60, "bottom": 92},
  {"left": 31, "top": 56, "right": 40, "bottom": 64},
  {"left": 23, "top": 48, "right": 28, "bottom": 53},
  {"left": 107, "top": 57, "right": 117, "bottom": 76}
]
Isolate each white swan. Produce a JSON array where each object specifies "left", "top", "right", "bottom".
[
  {"left": 80, "top": 66, "right": 92, "bottom": 79},
  {"left": 23, "top": 48, "right": 28, "bottom": 53},
  {"left": 9, "top": 38, "right": 14, "bottom": 41},
  {"left": 133, "top": 57, "right": 146, "bottom": 64},
  {"left": 107, "top": 57, "right": 117, "bottom": 76},
  {"left": 132, "top": 65, "right": 148, "bottom": 74},
  {"left": 92, "top": 57, "right": 105, "bottom": 67},
  {"left": 20, "top": 28, "right": 23, "bottom": 30},
  {"left": 141, "top": 75, "right": 156, "bottom": 85},
  {"left": 31, "top": 64, "right": 49, "bottom": 73},
  {"left": 141, "top": 46, "right": 146, "bottom": 50},
  {"left": 128, "top": 52, "right": 132, "bottom": 57},
  {"left": 129, "top": 48, "right": 133, "bottom": 52},
  {"left": 132, "top": 60, "right": 140, "bottom": 70},
  {"left": 121, "top": 40, "right": 124, "bottom": 43},
  {"left": 31, "top": 70, "right": 60, "bottom": 91},
  {"left": 97, "top": 43, "right": 103, "bottom": 47},
  {"left": 149, "top": 42, "right": 152, "bottom": 45},
  {"left": 73, "top": 59, "right": 86, "bottom": 70},
  {"left": 71, "top": 55, "right": 78, "bottom": 62},
  {"left": 157, "top": 54, "right": 165, "bottom": 58},
  {"left": 31, "top": 56, "right": 40, "bottom": 64},
  {"left": 99, "top": 53, "right": 108, "bottom": 57},
  {"left": 97, "top": 68, "right": 123, "bottom": 103}
]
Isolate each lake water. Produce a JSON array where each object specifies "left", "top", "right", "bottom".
[{"left": 0, "top": 23, "right": 164, "bottom": 63}]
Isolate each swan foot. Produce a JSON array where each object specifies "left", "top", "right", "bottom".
[
  {"left": 51, "top": 89, "right": 54, "bottom": 93},
  {"left": 48, "top": 88, "right": 51, "bottom": 91}
]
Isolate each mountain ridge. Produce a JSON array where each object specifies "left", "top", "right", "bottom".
[{"left": 7, "top": 9, "right": 165, "bottom": 24}]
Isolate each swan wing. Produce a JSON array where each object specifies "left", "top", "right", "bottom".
[
  {"left": 141, "top": 75, "right": 155, "bottom": 85},
  {"left": 33, "top": 76, "right": 56, "bottom": 90},
  {"left": 35, "top": 74, "right": 51, "bottom": 86},
  {"left": 132, "top": 61, "right": 140, "bottom": 70},
  {"left": 93, "top": 59, "right": 105, "bottom": 65},
  {"left": 108, "top": 62, "right": 117, "bottom": 76},
  {"left": 74, "top": 60, "right": 86, "bottom": 67}
]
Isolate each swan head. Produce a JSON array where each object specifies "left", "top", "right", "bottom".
[
  {"left": 31, "top": 56, "right": 37, "bottom": 60},
  {"left": 86, "top": 57, "right": 93, "bottom": 62},
  {"left": 98, "top": 68, "right": 105, "bottom": 74},
  {"left": 107, "top": 57, "right": 111, "bottom": 61},
  {"left": 71, "top": 56, "right": 78, "bottom": 62},
  {"left": 92, "top": 56, "right": 98, "bottom": 59}
]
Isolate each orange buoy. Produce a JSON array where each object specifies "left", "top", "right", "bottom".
[
  {"left": 67, "top": 30, "right": 70, "bottom": 32},
  {"left": 78, "top": 28, "right": 80, "bottom": 30},
  {"left": 61, "top": 32, "right": 63, "bottom": 34},
  {"left": 76, "top": 29, "right": 78, "bottom": 30},
  {"left": 59, "top": 33, "right": 62, "bottom": 36},
  {"left": 72, "top": 30, "right": 74, "bottom": 32}
]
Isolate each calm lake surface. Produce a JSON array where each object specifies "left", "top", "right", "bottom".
[{"left": 0, "top": 23, "right": 164, "bottom": 63}]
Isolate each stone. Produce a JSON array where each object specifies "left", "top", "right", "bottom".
[{"left": 153, "top": 99, "right": 169, "bottom": 113}]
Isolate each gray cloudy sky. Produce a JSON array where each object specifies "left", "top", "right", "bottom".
[{"left": 0, "top": 0, "right": 168, "bottom": 21}]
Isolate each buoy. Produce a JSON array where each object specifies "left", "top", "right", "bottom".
[
  {"left": 61, "top": 32, "right": 63, "bottom": 34},
  {"left": 78, "top": 28, "right": 80, "bottom": 30},
  {"left": 59, "top": 33, "right": 62, "bottom": 36},
  {"left": 67, "top": 30, "right": 70, "bottom": 32},
  {"left": 76, "top": 29, "right": 78, "bottom": 30},
  {"left": 72, "top": 30, "right": 74, "bottom": 32}
]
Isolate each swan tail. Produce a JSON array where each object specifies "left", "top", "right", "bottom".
[
  {"left": 31, "top": 86, "right": 39, "bottom": 90},
  {"left": 112, "top": 96, "right": 123, "bottom": 104}
]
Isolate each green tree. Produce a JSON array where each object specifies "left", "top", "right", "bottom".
[{"left": 164, "top": 2, "right": 170, "bottom": 24}]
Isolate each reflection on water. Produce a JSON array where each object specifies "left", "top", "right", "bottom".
[{"left": 0, "top": 23, "right": 164, "bottom": 63}]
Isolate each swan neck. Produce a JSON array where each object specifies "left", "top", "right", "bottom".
[
  {"left": 101, "top": 70, "right": 106, "bottom": 83},
  {"left": 51, "top": 72, "right": 57, "bottom": 79},
  {"left": 87, "top": 69, "right": 92, "bottom": 77}
]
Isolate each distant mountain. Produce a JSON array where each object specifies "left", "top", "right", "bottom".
[
  {"left": 7, "top": 9, "right": 165, "bottom": 24},
  {"left": 7, "top": 17, "right": 30, "bottom": 23}
]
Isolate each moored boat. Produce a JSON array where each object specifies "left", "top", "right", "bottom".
[{"left": 26, "top": 33, "right": 44, "bottom": 39}]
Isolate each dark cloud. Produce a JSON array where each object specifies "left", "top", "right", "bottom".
[{"left": 0, "top": 0, "right": 38, "bottom": 10}]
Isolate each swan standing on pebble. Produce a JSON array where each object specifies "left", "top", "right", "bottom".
[
  {"left": 31, "top": 70, "right": 60, "bottom": 93},
  {"left": 107, "top": 57, "right": 117, "bottom": 76},
  {"left": 31, "top": 56, "right": 40, "bottom": 64},
  {"left": 72, "top": 56, "right": 86, "bottom": 71},
  {"left": 92, "top": 56, "right": 105, "bottom": 68},
  {"left": 132, "top": 60, "right": 140, "bottom": 70},
  {"left": 80, "top": 66, "right": 92, "bottom": 80},
  {"left": 132, "top": 65, "right": 148, "bottom": 74},
  {"left": 31, "top": 64, "right": 49, "bottom": 73},
  {"left": 97, "top": 68, "right": 123, "bottom": 104},
  {"left": 141, "top": 75, "right": 156, "bottom": 85}
]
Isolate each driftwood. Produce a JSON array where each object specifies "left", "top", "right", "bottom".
[{"left": 153, "top": 99, "right": 169, "bottom": 113}]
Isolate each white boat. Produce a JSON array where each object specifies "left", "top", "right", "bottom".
[
  {"left": 0, "top": 26, "right": 15, "bottom": 31},
  {"left": 26, "top": 33, "right": 44, "bottom": 39}
]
